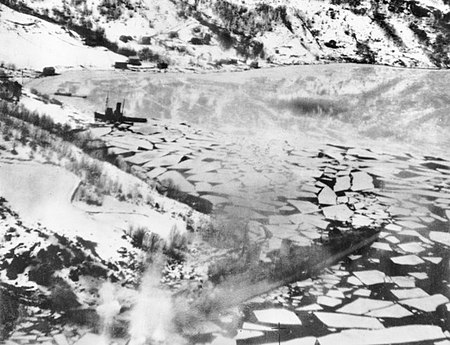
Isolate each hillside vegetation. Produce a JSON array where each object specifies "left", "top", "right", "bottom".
[{"left": 2, "top": 0, "right": 450, "bottom": 70}]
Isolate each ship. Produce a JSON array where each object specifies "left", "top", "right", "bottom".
[{"left": 94, "top": 100, "right": 147, "bottom": 124}]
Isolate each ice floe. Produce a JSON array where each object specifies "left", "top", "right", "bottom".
[
  {"left": 318, "top": 325, "right": 446, "bottom": 345},
  {"left": 352, "top": 270, "right": 387, "bottom": 285},
  {"left": 322, "top": 204, "right": 353, "bottom": 222},
  {"left": 337, "top": 298, "right": 393, "bottom": 315},
  {"left": 334, "top": 176, "right": 351, "bottom": 192},
  {"left": 317, "top": 296, "right": 343, "bottom": 307},
  {"left": 429, "top": 231, "right": 450, "bottom": 247},
  {"left": 241, "top": 322, "right": 275, "bottom": 331},
  {"left": 365, "top": 304, "right": 413, "bottom": 318},
  {"left": 398, "top": 242, "right": 426, "bottom": 253},
  {"left": 314, "top": 312, "right": 384, "bottom": 329},
  {"left": 234, "top": 330, "right": 264, "bottom": 340},
  {"left": 371, "top": 242, "right": 392, "bottom": 251},
  {"left": 391, "top": 288, "right": 429, "bottom": 300},
  {"left": 351, "top": 172, "right": 374, "bottom": 191},
  {"left": 318, "top": 186, "right": 337, "bottom": 205},
  {"left": 296, "top": 303, "right": 323, "bottom": 311},
  {"left": 423, "top": 257, "right": 443, "bottom": 264},
  {"left": 385, "top": 223, "right": 402, "bottom": 232},
  {"left": 353, "top": 289, "right": 372, "bottom": 297},
  {"left": 287, "top": 199, "right": 320, "bottom": 213},
  {"left": 408, "top": 272, "right": 428, "bottom": 280},
  {"left": 253, "top": 309, "right": 302, "bottom": 325},
  {"left": 391, "top": 255, "right": 425, "bottom": 265},
  {"left": 399, "top": 294, "right": 449, "bottom": 312}
]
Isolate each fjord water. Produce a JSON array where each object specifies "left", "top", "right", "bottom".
[{"left": 36, "top": 64, "right": 450, "bottom": 159}]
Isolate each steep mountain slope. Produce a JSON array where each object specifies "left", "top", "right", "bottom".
[{"left": 2, "top": 0, "right": 450, "bottom": 70}]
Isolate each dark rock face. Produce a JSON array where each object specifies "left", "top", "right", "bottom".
[
  {"left": 410, "top": 1, "right": 432, "bottom": 17},
  {"left": 6, "top": 254, "right": 31, "bottom": 280},
  {"left": 28, "top": 264, "right": 54, "bottom": 286}
]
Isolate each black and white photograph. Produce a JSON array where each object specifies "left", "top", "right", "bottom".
[{"left": 0, "top": 0, "right": 450, "bottom": 344}]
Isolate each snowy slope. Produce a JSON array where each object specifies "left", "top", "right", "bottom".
[{"left": 0, "top": 3, "right": 126, "bottom": 71}]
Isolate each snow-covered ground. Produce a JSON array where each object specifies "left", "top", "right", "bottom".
[{"left": 0, "top": 4, "right": 125, "bottom": 71}]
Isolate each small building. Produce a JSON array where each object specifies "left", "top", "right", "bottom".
[
  {"left": 42, "top": 67, "right": 56, "bottom": 76},
  {"left": 127, "top": 56, "right": 141, "bottom": 66},
  {"left": 114, "top": 61, "right": 128, "bottom": 69}
]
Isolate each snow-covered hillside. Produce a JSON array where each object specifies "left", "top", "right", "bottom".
[
  {"left": 0, "top": 3, "right": 126, "bottom": 71},
  {"left": 2, "top": 0, "right": 450, "bottom": 70}
]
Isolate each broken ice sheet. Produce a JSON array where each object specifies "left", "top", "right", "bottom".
[
  {"left": 234, "top": 330, "right": 264, "bottom": 340},
  {"left": 391, "top": 276, "right": 416, "bottom": 288},
  {"left": 423, "top": 257, "right": 443, "bottom": 264},
  {"left": 398, "top": 242, "right": 426, "bottom": 254},
  {"left": 253, "top": 309, "right": 302, "bottom": 325},
  {"left": 399, "top": 294, "right": 449, "bottom": 312},
  {"left": 337, "top": 298, "right": 393, "bottom": 315},
  {"left": 353, "top": 270, "right": 387, "bottom": 285},
  {"left": 371, "top": 242, "right": 392, "bottom": 251},
  {"left": 294, "top": 278, "right": 314, "bottom": 288},
  {"left": 352, "top": 215, "right": 373, "bottom": 227},
  {"left": 385, "top": 223, "right": 402, "bottom": 232},
  {"left": 396, "top": 220, "right": 426, "bottom": 229},
  {"left": 318, "top": 185, "right": 337, "bottom": 205},
  {"left": 322, "top": 204, "right": 353, "bottom": 222},
  {"left": 391, "top": 288, "right": 429, "bottom": 300},
  {"left": 385, "top": 236, "right": 400, "bottom": 244},
  {"left": 347, "top": 276, "right": 364, "bottom": 286},
  {"left": 408, "top": 272, "right": 428, "bottom": 280},
  {"left": 317, "top": 296, "right": 343, "bottom": 307},
  {"left": 353, "top": 289, "right": 372, "bottom": 297},
  {"left": 334, "top": 176, "right": 351, "bottom": 192},
  {"left": 287, "top": 199, "right": 320, "bottom": 214},
  {"left": 314, "top": 312, "right": 384, "bottom": 329},
  {"left": 391, "top": 255, "right": 425, "bottom": 265},
  {"left": 331, "top": 270, "right": 349, "bottom": 277},
  {"left": 365, "top": 304, "right": 413, "bottom": 318},
  {"left": 317, "top": 325, "right": 446, "bottom": 345},
  {"left": 351, "top": 171, "right": 374, "bottom": 191},
  {"left": 242, "top": 322, "right": 275, "bottom": 331},
  {"left": 327, "top": 290, "right": 346, "bottom": 299},
  {"left": 429, "top": 231, "right": 450, "bottom": 247},
  {"left": 296, "top": 303, "right": 323, "bottom": 311}
]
